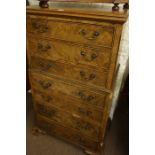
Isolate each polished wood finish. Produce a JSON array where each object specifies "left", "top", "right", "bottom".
[
  {"left": 33, "top": 89, "right": 104, "bottom": 123},
  {"left": 37, "top": 114, "right": 99, "bottom": 150},
  {"left": 27, "top": 5, "right": 128, "bottom": 154},
  {"left": 35, "top": 102, "right": 101, "bottom": 140},
  {"left": 28, "top": 37, "right": 112, "bottom": 69},
  {"left": 26, "top": 6, "right": 128, "bottom": 22},
  {"left": 30, "top": 56, "right": 109, "bottom": 88},
  {"left": 30, "top": 71, "right": 108, "bottom": 108},
  {"left": 27, "top": 16, "right": 114, "bottom": 47}
]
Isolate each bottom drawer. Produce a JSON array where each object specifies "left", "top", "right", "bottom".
[
  {"left": 35, "top": 102, "right": 100, "bottom": 141},
  {"left": 36, "top": 115, "right": 99, "bottom": 151}
]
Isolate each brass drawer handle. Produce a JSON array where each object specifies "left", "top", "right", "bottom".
[
  {"left": 31, "top": 21, "right": 49, "bottom": 33},
  {"left": 79, "top": 29, "right": 100, "bottom": 40},
  {"left": 80, "top": 71, "right": 96, "bottom": 81},
  {"left": 79, "top": 29, "right": 86, "bottom": 36},
  {"left": 93, "top": 31, "right": 100, "bottom": 37},
  {"left": 40, "top": 25, "right": 48, "bottom": 33},
  {"left": 38, "top": 61, "right": 52, "bottom": 71},
  {"left": 80, "top": 51, "right": 98, "bottom": 61},
  {"left": 78, "top": 107, "right": 92, "bottom": 117},
  {"left": 40, "top": 94, "right": 53, "bottom": 102},
  {"left": 32, "top": 21, "right": 40, "bottom": 29},
  {"left": 80, "top": 51, "right": 86, "bottom": 56},
  {"left": 35, "top": 91, "right": 53, "bottom": 102},
  {"left": 38, "top": 80, "right": 52, "bottom": 89},
  {"left": 89, "top": 73, "right": 96, "bottom": 80},
  {"left": 38, "top": 43, "right": 51, "bottom": 52},
  {"left": 45, "top": 96, "right": 53, "bottom": 102},
  {"left": 91, "top": 53, "right": 98, "bottom": 60},
  {"left": 78, "top": 91, "right": 95, "bottom": 101},
  {"left": 37, "top": 104, "right": 56, "bottom": 118}
]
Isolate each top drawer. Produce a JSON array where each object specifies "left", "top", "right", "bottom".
[{"left": 27, "top": 15, "right": 114, "bottom": 48}]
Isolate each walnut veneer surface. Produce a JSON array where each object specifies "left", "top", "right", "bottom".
[{"left": 27, "top": 5, "right": 128, "bottom": 154}]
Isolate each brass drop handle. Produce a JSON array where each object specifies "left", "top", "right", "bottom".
[
  {"left": 93, "top": 31, "right": 100, "bottom": 37},
  {"left": 79, "top": 29, "right": 100, "bottom": 40},
  {"left": 79, "top": 29, "right": 86, "bottom": 36},
  {"left": 37, "top": 43, "right": 51, "bottom": 52},
  {"left": 87, "top": 95, "right": 95, "bottom": 101},
  {"left": 46, "top": 96, "right": 53, "bottom": 102},
  {"left": 80, "top": 71, "right": 96, "bottom": 80},
  {"left": 41, "top": 94, "right": 53, "bottom": 102},
  {"left": 39, "top": 80, "right": 52, "bottom": 89},
  {"left": 32, "top": 21, "right": 49, "bottom": 33},
  {"left": 37, "top": 104, "right": 56, "bottom": 118},
  {"left": 89, "top": 73, "right": 96, "bottom": 80},
  {"left": 78, "top": 91, "right": 95, "bottom": 101},
  {"left": 91, "top": 53, "right": 98, "bottom": 60},
  {"left": 80, "top": 51, "right": 86, "bottom": 56},
  {"left": 32, "top": 21, "right": 40, "bottom": 29},
  {"left": 80, "top": 50, "right": 98, "bottom": 61},
  {"left": 78, "top": 91, "right": 87, "bottom": 100},
  {"left": 78, "top": 107, "right": 92, "bottom": 116},
  {"left": 40, "top": 25, "right": 49, "bottom": 33},
  {"left": 38, "top": 61, "right": 52, "bottom": 70},
  {"left": 80, "top": 70, "right": 85, "bottom": 78}
]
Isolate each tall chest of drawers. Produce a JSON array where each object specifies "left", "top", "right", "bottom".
[{"left": 27, "top": 5, "right": 128, "bottom": 154}]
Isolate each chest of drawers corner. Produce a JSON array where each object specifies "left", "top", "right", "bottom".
[{"left": 27, "top": 6, "right": 128, "bottom": 154}]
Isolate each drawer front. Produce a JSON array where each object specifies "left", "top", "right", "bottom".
[
  {"left": 30, "top": 56, "right": 108, "bottom": 88},
  {"left": 36, "top": 115, "right": 99, "bottom": 151},
  {"left": 30, "top": 71, "right": 108, "bottom": 108},
  {"left": 27, "top": 16, "right": 114, "bottom": 47},
  {"left": 29, "top": 38, "right": 111, "bottom": 70},
  {"left": 33, "top": 89, "right": 103, "bottom": 123},
  {"left": 35, "top": 102, "right": 100, "bottom": 140}
]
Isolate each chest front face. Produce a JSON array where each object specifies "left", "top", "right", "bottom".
[{"left": 26, "top": 7, "right": 125, "bottom": 153}]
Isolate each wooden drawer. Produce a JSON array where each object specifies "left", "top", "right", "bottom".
[
  {"left": 35, "top": 102, "right": 100, "bottom": 140},
  {"left": 27, "top": 15, "right": 114, "bottom": 47},
  {"left": 28, "top": 37, "right": 111, "bottom": 70},
  {"left": 30, "top": 56, "right": 108, "bottom": 88},
  {"left": 33, "top": 89, "right": 103, "bottom": 123},
  {"left": 36, "top": 115, "right": 99, "bottom": 151},
  {"left": 29, "top": 71, "right": 109, "bottom": 109}
]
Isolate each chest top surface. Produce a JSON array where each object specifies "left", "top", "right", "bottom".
[{"left": 26, "top": 5, "right": 128, "bottom": 23}]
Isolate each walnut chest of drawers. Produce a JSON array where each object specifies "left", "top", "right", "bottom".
[{"left": 27, "top": 5, "right": 128, "bottom": 154}]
